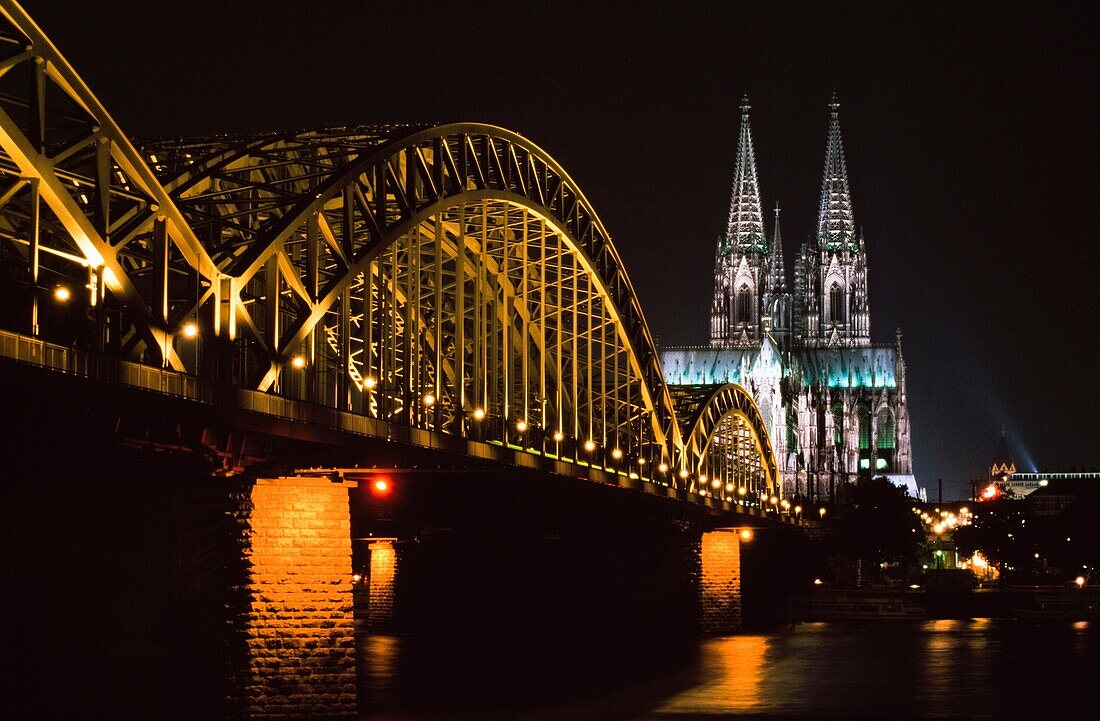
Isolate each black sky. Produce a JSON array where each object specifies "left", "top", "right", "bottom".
[{"left": 26, "top": 1, "right": 1098, "bottom": 498}]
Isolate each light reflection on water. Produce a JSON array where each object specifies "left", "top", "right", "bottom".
[{"left": 358, "top": 621, "right": 1098, "bottom": 720}]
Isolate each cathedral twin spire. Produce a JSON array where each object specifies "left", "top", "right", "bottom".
[
  {"left": 817, "top": 92, "right": 857, "bottom": 252},
  {"left": 712, "top": 92, "right": 868, "bottom": 349},
  {"left": 724, "top": 95, "right": 768, "bottom": 256},
  {"left": 710, "top": 94, "right": 770, "bottom": 348}
]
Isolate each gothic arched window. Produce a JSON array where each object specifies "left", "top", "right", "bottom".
[
  {"left": 876, "top": 409, "right": 896, "bottom": 450},
  {"left": 830, "top": 283, "right": 845, "bottom": 324},
  {"left": 786, "top": 406, "right": 798, "bottom": 452},
  {"left": 831, "top": 402, "right": 844, "bottom": 447},
  {"left": 737, "top": 284, "right": 752, "bottom": 324},
  {"left": 857, "top": 406, "right": 871, "bottom": 450}
]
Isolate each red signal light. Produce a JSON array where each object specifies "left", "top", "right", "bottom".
[{"left": 371, "top": 477, "right": 392, "bottom": 497}]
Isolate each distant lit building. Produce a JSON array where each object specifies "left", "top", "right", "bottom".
[
  {"left": 1021, "top": 474, "right": 1100, "bottom": 514},
  {"left": 661, "top": 94, "right": 921, "bottom": 501},
  {"left": 988, "top": 433, "right": 1100, "bottom": 504}
]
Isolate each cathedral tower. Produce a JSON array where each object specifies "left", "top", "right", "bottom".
[
  {"left": 665, "top": 93, "right": 921, "bottom": 501},
  {"left": 801, "top": 94, "right": 870, "bottom": 346},
  {"left": 711, "top": 95, "right": 768, "bottom": 347}
]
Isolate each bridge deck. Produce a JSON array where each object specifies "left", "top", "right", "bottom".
[{"left": 0, "top": 328, "right": 795, "bottom": 527}]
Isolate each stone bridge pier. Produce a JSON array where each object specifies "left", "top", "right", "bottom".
[
  {"left": 229, "top": 476, "right": 359, "bottom": 719},
  {"left": 348, "top": 468, "right": 808, "bottom": 642},
  {"left": 699, "top": 529, "right": 746, "bottom": 633}
]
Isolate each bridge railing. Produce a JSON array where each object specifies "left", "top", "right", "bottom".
[{"left": 0, "top": 326, "right": 792, "bottom": 523}]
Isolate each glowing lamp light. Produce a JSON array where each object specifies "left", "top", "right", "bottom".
[
  {"left": 813, "top": 578, "right": 824, "bottom": 585},
  {"left": 657, "top": 462, "right": 669, "bottom": 473},
  {"left": 515, "top": 419, "right": 527, "bottom": 433},
  {"left": 769, "top": 495, "right": 779, "bottom": 505},
  {"left": 637, "top": 457, "right": 647, "bottom": 466},
  {"left": 1075, "top": 576, "right": 1086, "bottom": 588},
  {"left": 711, "top": 479, "right": 721, "bottom": 489},
  {"left": 794, "top": 505, "right": 802, "bottom": 514},
  {"left": 371, "top": 477, "right": 391, "bottom": 496},
  {"left": 780, "top": 499, "right": 791, "bottom": 510},
  {"left": 584, "top": 439, "right": 596, "bottom": 452},
  {"left": 611, "top": 448, "right": 623, "bottom": 460},
  {"left": 364, "top": 376, "right": 378, "bottom": 390},
  {"left": 737, "top": 486, "right": 747, "bottom": 496},
  {"left": 352, "top": 574, "right": 361, "bottom": 583},
  {"left": 981, "top": 484, "right": 1000, "bottom": 500},
  {"left": 725, "top": 483, "right": 734, "bottom": 492},
  {"left": 181, "top": 321, "right": 199, "bottom": 339},
  {"left": 678, "top": 469, "right": 690, "bottom": 479},
  {"left": 423, "top": 392, "right": 436, "bottom": 407},
  {"left": 552, "top": 430, "right": 564, "bottom": 442},
  {"left": 290, "top": 355, "right": 307, "bottom": 369},
  {"left": 53, "top": 286, "right": 71, "bottom": 302},
  {"left": 739, "top": 529, "right": 753, "bottom": 541},
  {"left": 819, "top": 507, "right": 827, "bottom": 518},
  {"left": 628, "top": 472, "right": 639, "bottom": 479},
  {"left": 699, "top": 474, "right": 708, "bottom": 483},
  {"left": 472, "top": 407, "right": 486, "bottom": 421}
]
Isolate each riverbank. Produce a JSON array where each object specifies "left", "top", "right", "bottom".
[{"left": 787, "top": 586, "right": 1100, "bottom": 621}]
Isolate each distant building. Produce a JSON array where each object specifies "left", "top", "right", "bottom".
[
  {"left": 987, "top": 433, "right": 1100, "bottom": 504},
  {"left": 661, "top": 94, "right": 921, "bottom": 501},
  {"left": 1025, "top": 474, "right": 1100, "bottom": 515}
]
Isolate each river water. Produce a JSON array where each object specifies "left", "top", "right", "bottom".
[{"left": 357, "top": 620, "right": 1097, "bottom": 719}]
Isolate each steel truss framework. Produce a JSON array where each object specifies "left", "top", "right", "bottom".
[
  {"left": 673, "top": 384, "right": 779, "bottom": 499},
  {"left": 0, "top": 0, "right": 776, "bottom": 494}
]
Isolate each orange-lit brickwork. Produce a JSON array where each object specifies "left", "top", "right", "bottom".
[
  {"left": 700, "top": 531, "right": 743, "bottom": 633},
  {"left": 236, "top": 477, "right": 357, "bottom": 718},
  {"left": 368, "top": 541, "right": 396, "bottom": 631}
]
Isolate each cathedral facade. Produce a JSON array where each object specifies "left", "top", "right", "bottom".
[{"left": 661, "top": 95, "right": 922, "bottom": 501}]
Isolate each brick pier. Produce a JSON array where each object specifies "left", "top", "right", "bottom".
[
  {"left": 233, "top": 476, "right": 358, "bottom": 719},
  {"left": 699, "top": 530, "right": 744, "bottom": 633}
]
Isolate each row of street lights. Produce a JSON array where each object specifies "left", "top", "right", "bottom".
[{"left": 46, "top": 292, "right": 805, "bottom": 509}]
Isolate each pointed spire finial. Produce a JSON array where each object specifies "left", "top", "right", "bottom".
[
  {"left": 817, "top": 90, "right": 854, "bottom": 251},
  {"left": 766, "top": 202, "right": 787, "bottom": 294},
  {"left": 722, "top": 92, "right": 766, "bottom": 255}
]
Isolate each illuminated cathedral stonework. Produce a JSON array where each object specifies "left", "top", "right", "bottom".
[{"left": 662, "top": 94, "right": 923, "bottom": 501}]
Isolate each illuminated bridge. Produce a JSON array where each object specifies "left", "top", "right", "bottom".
[{"left": 0, "top": 4, "right": 808, "bottom": 719}]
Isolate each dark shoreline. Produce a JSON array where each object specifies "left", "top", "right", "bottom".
[{"left": 786, "top": 586, "right": 1100, "bottom": 622}]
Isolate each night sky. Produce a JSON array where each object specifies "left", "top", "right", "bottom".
[{"left": 28, "top": 1, "right": 1097, "bottom": 498}]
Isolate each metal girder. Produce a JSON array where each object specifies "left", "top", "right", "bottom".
[
  {"left": 0, "top": 1, "right": 220, "bottom": 367},
  {"left": 136, "top": 124, "right": 684, "bottom": 465},
  {"left": 673, "top": 383, "right": 779, "bottom": 495},
  {"left": 0, "top": 0, "right": 781, "bottom": 494}
]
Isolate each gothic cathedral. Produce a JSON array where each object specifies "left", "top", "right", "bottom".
[{"left": 662, "top": 94, "right": 922, "bottom": 501}]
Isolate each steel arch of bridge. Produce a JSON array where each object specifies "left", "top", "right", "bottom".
[
  {"left": 0, "top": 0, "right": 777, "bottom": 496},
  {"left": 673, "top": 384, "right": 779, "bottom": 498}
]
